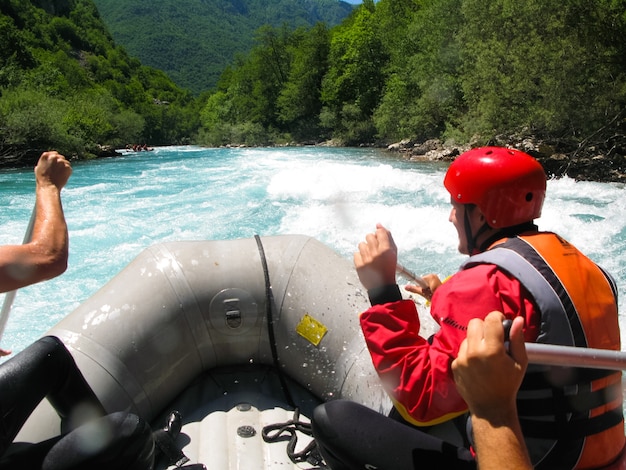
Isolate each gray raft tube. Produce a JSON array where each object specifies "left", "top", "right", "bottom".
[{"left": 17, "top": 235, "right": 389, "bottom": 442}]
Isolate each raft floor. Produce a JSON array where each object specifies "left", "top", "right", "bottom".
[{"left": 154, "top": 365, "right": 324, "bottom": 470}]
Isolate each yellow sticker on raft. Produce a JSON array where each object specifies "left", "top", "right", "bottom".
[{"left": 296, "top": 314, "right": 328, "bottom": 346}]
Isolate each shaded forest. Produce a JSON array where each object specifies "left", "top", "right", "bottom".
[{"left": 199, "top": 1, "right": 626, "bottom": 147}]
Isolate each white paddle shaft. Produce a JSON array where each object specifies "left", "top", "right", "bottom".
[
  {"left": 525, "top": 342, "right": 626, "bottom": 371},
  {"left": 395, "top": 263, "right": 429, "bottom": 289},
  {"left": 0, "top": 207, "right": 36, "bottom": 341},
  {"left": 396, "top": 266, "right": 626, "bottom": 371}
]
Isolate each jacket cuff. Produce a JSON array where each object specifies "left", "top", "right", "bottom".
[{"left": 368, "top": 284, "right": 402, "bottom": 305}]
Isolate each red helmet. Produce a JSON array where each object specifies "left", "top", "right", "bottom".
[{"left": 444, "top": 147, "right": 546, "bottom": 228}]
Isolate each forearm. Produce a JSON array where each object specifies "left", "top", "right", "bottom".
[
  {"left": 0, "top": 151, "right": 71, "bottom": 293},
  {"left": 0, "top": 185, "right": 69, "bottom": 292},
  {"left": 471, "top": 408, "right": 531, "bottom": 470},
  {"left": 451, "top": 312, "right": 531, "bottom": 469},
  {"left": 31, "top": 183, "right": 69, "bottom": 273}
]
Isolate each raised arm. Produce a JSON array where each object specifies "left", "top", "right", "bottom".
[{"left": 0, "top": 151, "right": 72, "bottom": 293}]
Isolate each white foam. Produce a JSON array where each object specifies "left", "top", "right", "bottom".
[{"left": 1, "top": 148, "right": 625, "bottom": 357}]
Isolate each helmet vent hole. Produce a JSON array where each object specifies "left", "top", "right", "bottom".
[{"left": 525, "top": 192, "right": 533, "bottom": 202}]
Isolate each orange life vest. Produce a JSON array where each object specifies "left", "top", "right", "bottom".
[{"left": 463, "top": 232, "right": 624, "bottom": 469}]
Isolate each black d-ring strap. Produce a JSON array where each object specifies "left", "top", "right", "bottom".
[
  {"left": 262, "top": 408, "right": 323, "bottom": 465},
  {"left": 254, "top": 235, "right": 296, "bottom": 409}
]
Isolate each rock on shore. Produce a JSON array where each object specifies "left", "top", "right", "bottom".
[{"left": 386, "top": 136, "right": 626, "bottom": 184}]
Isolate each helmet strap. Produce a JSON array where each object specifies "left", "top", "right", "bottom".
[
  {"left": 462, "top": 208, "right": 489, "bottom": 255},
  {"left": 463, "top": 206, "right": 538, "bottom": 254},
  {"left": 468, "top": 222, "right": 491, "bottom": 255}
]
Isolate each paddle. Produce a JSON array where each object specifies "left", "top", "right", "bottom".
[
  {"left": 395, "top": 263, "right": 429, "bottom": 289},
  {"left": 397, "top": 265, "right": 626, "bottom": 371},
  {"left": 0, "top": 207, "right": 37, "bottom": 342},
  {"left": 524, "top": 342, "right": 626, "bottom": 371}
]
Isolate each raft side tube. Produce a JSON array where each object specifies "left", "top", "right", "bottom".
[
  {"left": 265, "top": 236, "right": 390, "bottom": 409},
  {"left": 16, "top": 235, "right": 389, "bottom": 443}
]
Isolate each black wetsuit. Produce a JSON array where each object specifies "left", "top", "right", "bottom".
[
  {"left": 312, "top": 400, "right": 476, "bottom": 470},
  {"left": 0, "top": 336, "right": 154, "bottom": 469}
]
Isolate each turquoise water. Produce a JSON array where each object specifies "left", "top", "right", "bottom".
[{"left": 0, "top": 145, "right": 625, "bottom": 358}]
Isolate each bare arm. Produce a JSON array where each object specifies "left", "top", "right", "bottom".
[
  {"left": 452, "top": 311, "right": 531, "bottom": 470},
  {"left": 0, "top": 151, "right": 72, "bottom": 293}
]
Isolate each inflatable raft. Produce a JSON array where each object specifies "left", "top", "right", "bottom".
[
  {"left": 15, "top": 235, "right": 422, "bottom": 469},
  {"left": 14, "top": 234, "right": 625, "bottom": 469}
]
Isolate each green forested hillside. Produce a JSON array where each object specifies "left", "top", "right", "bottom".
[
  {"left": 92, "top": 0, "right": 355, "bottom": 94},
  {"left": 198, "top": 0, "right": 626, "bottom": 172},
  {"left": 0, "top": 0, "right": 201, "bottom": 164},
  {"left": 2, "top": 0, "right": 625, "bottom": 177}
]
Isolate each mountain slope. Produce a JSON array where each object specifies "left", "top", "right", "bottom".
[
  {"left": 92, "top": 0, "right": 355, "bottom": 94},
  {"left": 0, "top": 0, "right": 201, "bottom": 162}
]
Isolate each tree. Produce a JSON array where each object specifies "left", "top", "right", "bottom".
[
  {"left": 373, "top": 0, "right": 464, "bottom": 141},
  {"left": 321, "top": 0, "right": 388, "bottom": 143},
  {"left": 276, "top": 23, "right": 330, "bottom": 140},
  {"left": 458, "top": 0, "right": 626, "bottom": 140},
  {"left": 0, "top": 16, "right": 36, "bottom": 89}
]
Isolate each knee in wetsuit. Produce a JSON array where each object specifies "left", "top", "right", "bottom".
[
  {"left": 42, "top": 411, "right": 155, "bottom": 470},
  {"left": 38, "top": 336, "right": 107, "bottom": 431}
]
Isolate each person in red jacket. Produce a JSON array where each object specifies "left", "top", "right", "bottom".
[{"left": 312, "top": 147, "right": 624, "bottom": 469}]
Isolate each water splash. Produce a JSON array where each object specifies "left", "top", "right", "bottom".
[{"left": 0, "top": 146, "right": 625, "bottom": 356}]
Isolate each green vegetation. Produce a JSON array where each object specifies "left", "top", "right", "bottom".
[
  {"left": 92, "top": 0, "right": 354, "bottom": 94},
  {"left": 1, "top": 0, "right": 625, "bottom": 165},
  {"left": 200, "top": 0, "right": 626, "bottom": 149},
  {"left": 0, "top": 0, "right": 199, "bottom": 163}
]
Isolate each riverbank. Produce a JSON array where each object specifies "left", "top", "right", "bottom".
[
  {"left": 385, "top": 134, "right": 626, "bottom": 183},
  {"left": 0, "top": 145, "right": 120, "bottom": 169},
  {"left": 3, "top": 137, "right": 625, "bottom": 184}
]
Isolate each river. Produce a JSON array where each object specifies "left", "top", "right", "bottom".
[{"left": 0, "top": 145, "right": 625, "bottom": 359}]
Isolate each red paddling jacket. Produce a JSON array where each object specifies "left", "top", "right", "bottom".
[{"left": 360, "top": 232, "right": 624, "bottom": 469}]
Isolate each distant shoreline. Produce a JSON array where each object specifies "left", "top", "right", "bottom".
[{"left": 2, "top": 140, "right": 623, "bottom": 184}]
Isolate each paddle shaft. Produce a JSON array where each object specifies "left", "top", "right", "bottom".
[
  {"left": 399, "top": 269, "right": 626, "bottom": 371},
  {"left": 525, "top": 342, "right": 626, "bottom": 371},
  {"left": 0, "top": 207, "right": 37, "bottom": 341},
  {"left": 396, "top": 263, "right": 429, "bottom": 289}
]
